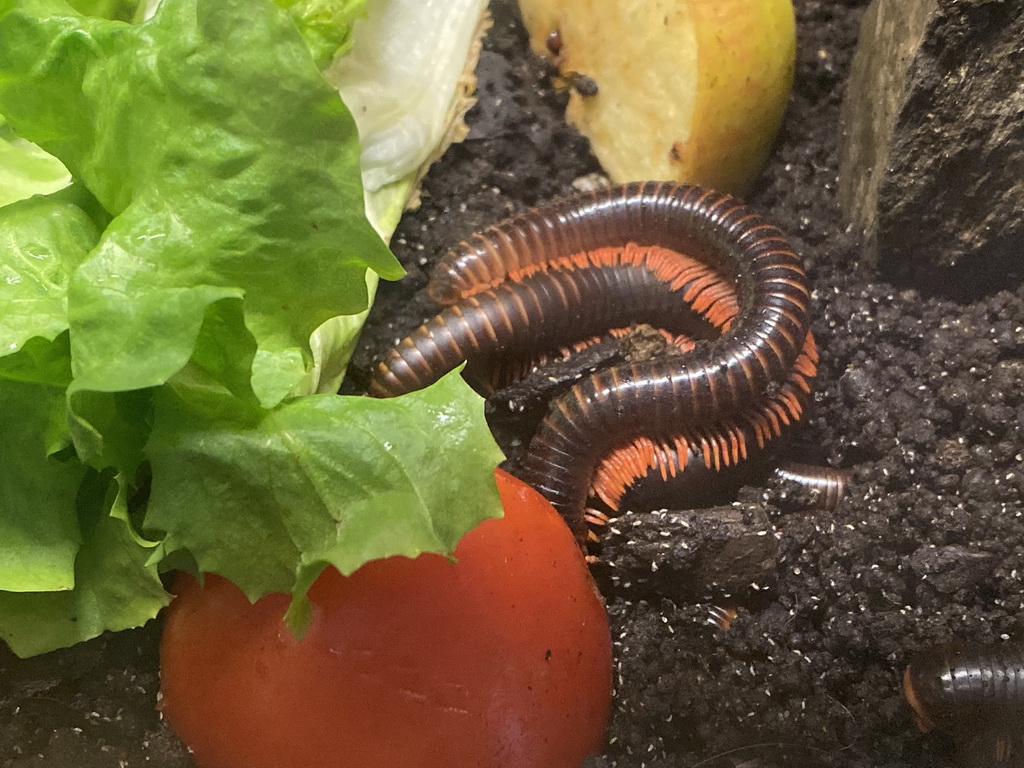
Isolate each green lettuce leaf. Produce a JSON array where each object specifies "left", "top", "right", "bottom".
[
  {"left": 0, "top": 470, "right": 168, "bottom": 658},
  {"left": 0, "top": 0, "right": 505, "bottom": 657},
  {"left": 0, "top": 0, "right": 402, "bottom": 409},
  {"left": 64, "top": 0, "right": 138, "bottom": 19},
  {"left": 0, "top": 116, "right": 72, "bottom": 209},
  {"left": 0, "top": 196, "right": 96, "bottom": 597},
  {"left": 0, "top": 335, "right": 83, "bottom": 594},
  {"left": 145, "top": 369, "right": 505, "bottom": 603},
  {"left": 0, "top": 194, "right": 99, "bottom": 356},
  {"left": 277, "top": 0, "right": 367, "bottom": 68}
]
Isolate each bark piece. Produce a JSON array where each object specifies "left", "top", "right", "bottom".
[
  {"left": 838, "top": 0, "right": 1024, "bottom": 281},
  {"left": 597, "top": 506, "right": 778, "bottom": 601}
]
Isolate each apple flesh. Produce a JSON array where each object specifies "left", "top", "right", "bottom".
[{"left": 518, "top": 0, "right": 796, "bottom": 196}]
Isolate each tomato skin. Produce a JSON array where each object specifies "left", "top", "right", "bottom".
[{"left": 159, "top": 469, "right": 612, "bottom": 768}]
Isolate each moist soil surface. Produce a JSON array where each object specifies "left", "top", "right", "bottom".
[{"left": 3, "top": 2, "right": 1023, "bottom": 767}]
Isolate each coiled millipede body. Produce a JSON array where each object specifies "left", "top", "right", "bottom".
[
  {"left": 369, "top": 182, "right": 840, "bottom": 541},
  {"left": 904, "top": 644, "right": 1024, "bottom": 764}
]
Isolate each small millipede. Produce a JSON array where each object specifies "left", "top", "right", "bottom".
[
  {"left": 904, "top": 644, "right": 1024, "bottom": 765},
  {"left": 708, "top": 604, "right": 739, "bottom": 632},
  {"left": 369, "top": 182, "right": 831, "bottom": 540},
  {"left": 770, "top": 462, "right": 851, "bottom": 513}
]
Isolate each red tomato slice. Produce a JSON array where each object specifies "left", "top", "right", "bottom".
[{"left": 159, "top": 469, "right": 612, "bottom": 768}]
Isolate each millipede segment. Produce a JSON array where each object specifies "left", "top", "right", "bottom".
[
  {"left": 589, "top": 333, "right": 818, "bottom": 513},
  {"left": 368, "top": 242, "right": 732, "bottom": 398},
  {"left": 369, "top": 181, "right": 828, "bottom": 541},
  {"left": 904, "top": 643, "right": 1024, "bottom": 764}
]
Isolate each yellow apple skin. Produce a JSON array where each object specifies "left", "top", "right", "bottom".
[{"left": 517, "top": 0, "right": 796, "bottom": 196}]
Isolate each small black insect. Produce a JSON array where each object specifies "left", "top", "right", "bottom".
[{"left": 545, "top": 28, "right": 563, "bottom": 56}]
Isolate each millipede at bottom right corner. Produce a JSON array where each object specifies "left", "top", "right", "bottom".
[{"left": 904, "top": 643, "right": 1024, "bottom": 766}]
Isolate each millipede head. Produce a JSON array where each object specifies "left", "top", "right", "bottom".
[
  {"left": 426, "top": 275, "right": 464, "bottom": 306},
  {"left": 903, "top": 664, "right": 939, "bottom": 733}
]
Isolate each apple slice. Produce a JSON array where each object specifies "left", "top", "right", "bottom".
[{"left": 517, "top": 0, "right": 796, "bottom": 196}]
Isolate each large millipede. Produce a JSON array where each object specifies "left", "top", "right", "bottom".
[
  {"left": 904, "top": 644, "right": 1024, "bottom": 765},
  {"left": 369, "top": 182, "right": 834, "bottom": 541}
]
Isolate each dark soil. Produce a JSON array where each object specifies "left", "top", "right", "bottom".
[{"left": 4, "top": 1, "right": 1023, "bottom": 766}]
